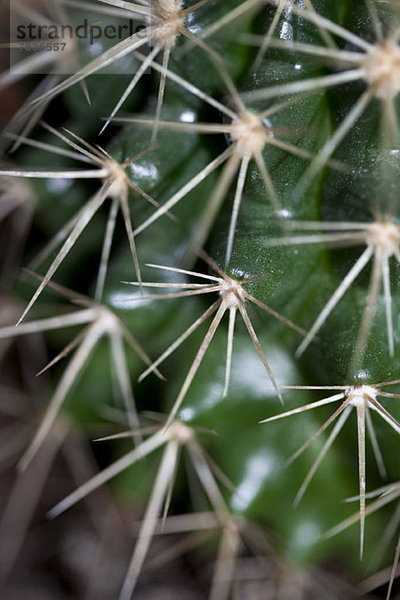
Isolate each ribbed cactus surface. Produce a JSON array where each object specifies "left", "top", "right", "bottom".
[{"left": 1, "top": 1, "right": 400, "bottom": 598}]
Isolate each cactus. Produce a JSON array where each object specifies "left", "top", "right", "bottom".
[{"left": 2, "top": 0, "right": 400, "bottom": 598}]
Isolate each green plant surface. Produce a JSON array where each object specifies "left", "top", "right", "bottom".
[{"left": 2, "top": 1, "right": 400, "bottom": 599}]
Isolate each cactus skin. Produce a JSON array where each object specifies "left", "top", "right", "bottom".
[{"left": 2, "top": 0, "right": 400, "bottom": 598}]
